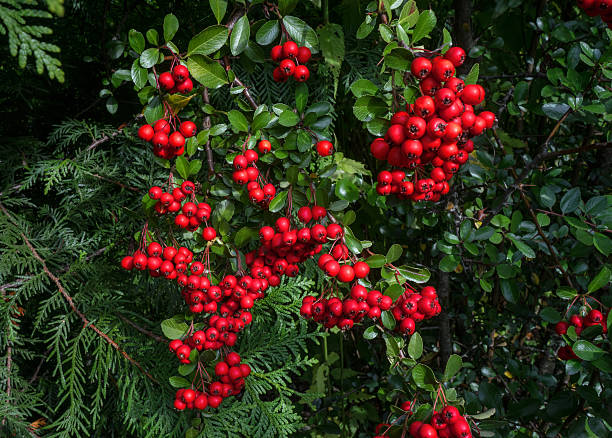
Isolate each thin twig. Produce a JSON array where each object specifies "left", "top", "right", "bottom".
[
  {"left": 116, "top": 313, "right": 165, "bottom": 343},
  {"left": 536, "top": 208, "right": 612, "bottom": 234},
  {"left": 483, "top": 108, "right": 573, "bottom": 225},
  {"left": 512, "top": 169, "right": 575, "bottom": 289},
  {"left": 202, "top": 88, "right": 214, "bottom": 174},
  {"left": 0, "top": 202, "right": 159, "bottom": 384},
  {"left": 233, "top": 78, "right": 259, "bottom": 110}
]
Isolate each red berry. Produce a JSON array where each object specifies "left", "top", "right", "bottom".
[
  {"left": 202, "top": 227, "right": 217, "bottom": 241},
  {"left": 337, "top": 265, "right": 355, "bottom": 283},
  {"left": 279, "top": 59, "right": 296, "bottom": 76},
  {"left": 282, "top": 41, "right": 299, "bottom": 58},
  {"left": 159, "top": 72, "right": 175, "bottom": 91},
  {"left": 411, "top": 57, "right": 432, "bottom": 79},
  {"left": 294, "top": 65, "right": 310, "bottom": 82},
  {"left": 270, "top": 45, "right": 283, "bottom": 62},
  {"left": 353, "top": 261, "right": 370, "bottom": 278},
  {"left": 169, "top": 132, "right": 185, "bottom": 149},
  {"left": 138, "top": 124, "right": 154, "bottom": 141},
  {"left": 179, "top": 121, "right": 197, "bottom": 138},
  {"left": 172, "top": 65, "right": 190, "bottom": 82},
  {"left": 273, "top": 66, "right": 287, "bottom": 82},
  {"left": 444, "top": 46, "right": 466, "bottom": 67},
  {"left": 298, "top": 206, "right": 313, "bottom": 223},
  {"left": 258, "top": 139, "right": 272, "bottom": 154},
  {"left": 297, "top": 46, "right": 312, "bottom": 64},
  {"left": 431, "top": 59, "right": 455, "bottom": 82},
  {"left": 152, "top": 132, "right": 169, "bottom": 147},
  {"left": 175, "top": 78, "right": 193, "bottom": 94},
  {"left": 316, "top": 140, "right": 333, "bottom": 157}
]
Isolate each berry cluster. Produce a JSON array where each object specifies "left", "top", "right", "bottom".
[
  {"left": 555, "top": 308, "right": 608, "bottom": 360},
  {"left": 300, "top": 286, "right": 393, "bottom": 330},
  {"left": 317, "top": 249, "right": 370, "bottom": 283},
  {"left": 577, "top": 0, "right": 612, "bottom": 27},
  {"left": 390, "top": 286, "right": 442, "bottom": 335},
  {"left": 371, "top": 46, "right": 495, "bottom": 202},
  {"left": 138, "top": 119, "right": 197, "bottom": 160},
  {"left": 148, "top": 181, "right": 217, "bottom": 239},
  {"left": 407, "top": 406, "right": 472, "bottom": 438},
  {"left": 245, "top": 207, "right": 331, "bottom": 281},
  {"left": 158, "top": 64, "right": 194, "bottom": 94},
  {"left": 232, "top": 148, "right": 278, "bottom": 208},
  {"left": 172, "top": 352, "right": 250, "bottom": 411},
  {"left": 120, "top": 242, "right": 197, "bottom": 281},
  {"left": 270, "top": 40, "right": 312, "bottom": 82}
]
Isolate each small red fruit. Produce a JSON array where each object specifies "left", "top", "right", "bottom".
[{"left": 316, "top": 140, "right": 333, "bottom": 157}]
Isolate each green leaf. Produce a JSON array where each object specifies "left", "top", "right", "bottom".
[
  {"left": 278, "top": 110, "right": 299, "bottom": 127},
  {"left": 588, "top": 266, "right": 610, "bottom": 293},
  {"left": 363, "top": 326, "right": 378, "bottom": 340},
  {"left": 540, "top": 307, "right": 561, "bottom": 323},
  {"left": 573, "top": 340, "right": 605, "bottom": 361},
  {"left": 295, "top": 83, "right": 308, "bottom": 114},
  {"left": 408, "top": 332, "right": 423, "bottom": 360},
  {"left": 146, "top": 29, "right": 158, "bottom": 45},
  {"left": 144, "top": 96, "right": 164, "bottom": 124},
  {"left": 269, "top": 191, "right": 288, "bottom": 213},
  {"left": 161, "top": 318, "right": 188, "bottom": 339},
  {"left": 139, "top": 48, "right": 160, "bottom": 68},
  {"left": 235, "top": 226, "right": 257, "bottom": 247},
  {"left": 412, "top": 364, "right": 437, "bottom": 389},
  {"left": 209, "top": 0, "right": 227, "bottom": 23},
  {"left": 510, "top": 237, "right": 536, "bottom": 258},
  {"left": 256, "top": 20, "right": 280, "bottom": 45},
  {"left": 464, "top": 63, "right": 480, "bottom": 85},
  {"left": 227, "top": 110, "right": 249, "bottom": 132},
  {"left": 412, "top": 10, "right": 436, "bottom": 44},
  {"left": 471, "top": 408, "right": 496, "bottom": 420},
  {"left": 557, "top": 286, "right": 578, "bottom": 300},
  {"left": 128, "top": 29, "right": 145, "bottom": 54},
  {"left": 189, "top": 160, "right": 202, "bottom": 176},
  {"left": 131, "top": 59, "right": 147, "bottom": 89},
  {"left": 381, "top": 311, "right": 396, "bottom": 330},
  {"left": 439, "top": 255, "right": 459, "bottom": 272},
  {"left": 169, "top": 376, "right": 190, "bottom": 388},
  {"left": 187, "top": 25, "right": 229, "bottom": 56},
  {"left": 175, "top": 156, "right": 189, "bottom": 179},
  {"left": 252, "top": 111, "right": 271, "bottom": 131},
  {"left": 318, "top": 23, "right": 344, "bottom": 68},
  {"left": 353, "top": 96, "right": 387, "bottom": 122},
  {"left": 366, "top": 254, "right": 386, "bottom": 268},
  {"left": 344, "top": 230, "right": 363, "bottom": 254},
  {"left": 594, "top": 233, "right": 612, "bottom": 256},
  {"left": 187, "top": 55, "right": 228, "bottom": 88},
  {"left": 386, "top": 244, "right": 402, "bottom": 263},
  {"left": 163, "top": 14, "right": 179, "bottom": 42},
  {"left": 384, "top": 48, "right": 411, "bottom": 71},
  {"left": 230, "top": 15, "right": 250, "bottom": 56},
  {"left": 335, "top": 178, "right": 360, "bottom": 202},
  {"left": 350, "top": 79, "right": 379, "bottom": 97},
  {"left": 443, "top": 354, "right": 463, "bottom": 382},
  {"left": 560, "top": 188, "right": 581, "bottom": 214},
  {"left": 539, "top": 186, "right": 556, "bottom": 208},
  {"left": 542, "top": 103, "right": 571, "bottom": 120},
  {"left": 283, "top": 16, "right": 319, "bottom": 53}
]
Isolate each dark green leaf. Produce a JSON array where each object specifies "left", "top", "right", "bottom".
[
  {"left": 412, "top": 10, "right": 436, "bottom": 43},
  {"left": 443, "top": 354, "right": 463, "bottom": 382},
  {"left": 560, "top": 188, "right": 581, "bottom": 214},
  {"left": 187, "top": 25, "right": 228, "bottom": 56},
  {"left": 386, "top": 244, "right": 402, "bottom": 263},
  {"left": 187, "top": 54, "right": 228, "bottom": 88},
  {"left": 128, "top": 29, "right": 145, "bottom": 54},
  {"left": 209, "top": 0, "right": 227, "bottom": 23},
  {"left": 163, "top": 14, "right": 179, "bottom": 42},
  {"left": 588, "top": 266, "right": 610, "bottom": 293},
  {"left": 230, "top": 15, "right": 250, "bottom": 56},
  {"left": 573, "top": 340, "right": 605, "bottom": 361},
  {"left": 408, "top": 332, "right": 423, "bottom": 360},
  {"left": 227, "top": 110, "right": 249, "bottom": 132},
  {"left": 256, "top": 20, "right": 280, "bottom": 45},
  {"left": 268, "top": 191, "right": 288, "bottom": 213}
]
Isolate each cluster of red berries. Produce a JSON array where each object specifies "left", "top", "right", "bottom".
[
  {"left": 270, "top": 40, "right": 311, "bottom": 82},
  {"left": 555, "top": 308, "right": 608, "bottom": 360},
  {"left": 244, "top": 208, "right": 332, "bottom": 281},
  {"left": 577, "top": 0, "right": 612, "bottom": 27},
  {"left": 371, "top": 46, "right": 495, "bottom": 202},
  {"left": 317, "top": 249, "right": 370, "bottom": 283},
  {"left": 148, "top": 181, "right": 217, "bottom": 239},
  {"left": 390, "top": 286, "right": 442, "bottom": 336},
  {"left": 373, "top": 405, "right": 471, "bottom": 438},
  {"left": 407, "top": 406, "right": 472, "bottom": 438},
  {"left": 232, "top": 148, "right": 278, "bottom": 208},
  {"left": 138, "top": 119, "right": 197, "bottom": 160},
  {"left": 300, "top": 285, "right": 393, "bottom": 330},
  {"left": 158, "top": 64, "right": 194, "bottom": 94},
  {"left": 172, "top": 352, "right": 250, "bottom": 411},
  {"left": 120, "top": 242, "right": 197, "bottom": 280}
]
